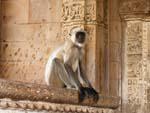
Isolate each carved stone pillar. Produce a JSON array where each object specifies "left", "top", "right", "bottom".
[
  {"left": 120, "top": 0, "right": 150, "bottom": 113},
  {"left": 124, "top": 20, "right": 149, "bottom": 113},
  {"left": 61, "top": 0, "right": 105, "bottom": 92}
]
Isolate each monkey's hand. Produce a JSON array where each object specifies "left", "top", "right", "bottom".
[
  {"left": 87, "top": 87, "right": 99, "bottom": 102},
  {"left": 78, "top": 87, "right": 86, "bottom": 102},
  {"left": 78, "top": 87, "right": 99, "bottom": 102},
  {"left": 82, "top": 87, "right": 99, "bottom": 102}
]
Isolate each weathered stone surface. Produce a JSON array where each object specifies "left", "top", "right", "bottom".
[
  {"left": 1, "top": 0, "right": 29, "bottom": 24},
  {"left": 108, "top": 0, "right": 122, "bottom": 97},
  {"left": 0, "top": 0, "right": 113, "bottom": 97},
  {"left": 0, "top": 62, "right": 45, "bottom": 84},
  {"left": 119, "top": 0, "right": 150, "bottom": 14},
  {"left": 0, "top": 22, "right": 62, "bottom": 83},
  {"left": 29, "top": 0, "right": 62, "bottom": 23},
  {"left": 0, "top": 79, "right": 79, "bottom": 104},
  {"left": 123, "top": 21, "right": 149, "bottom": 113},
  {"left": 0, "top": 79, "right": 119, "bottom": 109},
  {"left": 1, "top": 23, "right": 62, "bottom": 42}
]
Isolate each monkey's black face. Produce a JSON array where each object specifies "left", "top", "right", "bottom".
[{"left": 76, "top": 32, "right": 86, "bottom": 43}]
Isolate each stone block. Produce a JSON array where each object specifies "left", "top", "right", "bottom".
[
  {"left": 1, "top": 24, "right": 39, "bottom": 42},
  {"left": 29, "top": 0, "right": 62, "bottom": 23},
  {"left": 0, "top": 23, "right": 49, "bottom": 63},
  {"left": 1, "top": 0, "right": 29, "bottom": 24},
  {"left": 1, "top": 23, "right": 62, "bottom": 42},
  {"left": 0, "top": 62, "right": 45, "bottom": 84}
]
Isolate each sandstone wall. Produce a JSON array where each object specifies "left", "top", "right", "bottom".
[
  {"left": 0, "top": 0, "right": 62, "bottom": 84},
  {"left": 0, "top": 0, "right": 112, "bottom": 94},
  {"left": 0, "top": 0, "right": 150, "bottom": 113},
  {"left": 0, "top": 0, "right": 121, "bottom": 112}
]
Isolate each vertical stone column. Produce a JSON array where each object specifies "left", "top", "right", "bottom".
[
  {"left": 124, "top": 20, "right": 148, "bottom": 113},
  {"left": 120, "top": 0, "right": 150, "bottom": 112},
  {"left": 108, "top": 0, "right": 122, "bottom": 96},
  {"left": 61, "top": 0, "right": 104, "bottom": 91}
]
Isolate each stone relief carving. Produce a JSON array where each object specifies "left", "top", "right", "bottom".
[
  {"left": 127, "top": 22, "right": 142, "bottom": 54},
  {"left": 84, "top": 25, "right": 95, "bottom": 41},
  {"left": 0, "top": 99, "right": 115, "bottom": 113},
  {"left": 128, "top": 78, "right": 140, "bottom": 104},
  {"left": 119, "top": 0, "right": 149, "bottom": 13},
  {"left": 127, "top": 40, "right": 142, "bottom": 54},
  {"left": 62, "top": 3, "right": 84, "bottom": 22},
  {"left": 85, "top": 3, "right": 96, "bottom": 22},
  {"left": 127, "top": 22, "right": 142, "bottom": 38},
  {"left": 128, "top": 58, "right": 142, "bottom": 78},
  {"left": 126, "top": 21, "right": 149, "bottom": 111},
  {"left": 126, "top": 22, "right": 140, "bottom": 105},
  {"left": 62, "top": 0, "right": 98, "bottom": 23}
]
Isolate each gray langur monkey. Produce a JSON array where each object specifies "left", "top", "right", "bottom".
[{"left": 45, "top": 27, "right": 98, "bottom": 101}]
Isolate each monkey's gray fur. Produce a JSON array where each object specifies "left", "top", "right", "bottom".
[{"left": 45, "top": 27, "right": 99, "bottom": 101}]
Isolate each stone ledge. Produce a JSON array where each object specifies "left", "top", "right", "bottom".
[{"left": 0, "top": 79, "right": 119, "bottom": 111}]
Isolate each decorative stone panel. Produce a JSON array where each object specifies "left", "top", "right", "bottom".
[
  {"left": 124, "top": 21, "right": 149, "bottom": 113},
  {"left": 62, "top": 0, "right": 85, "bottom": 22},
  {"left": 0, "top": 99, "right": 115, "bottom": 113}
]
